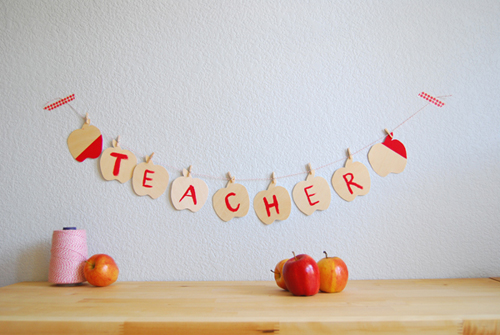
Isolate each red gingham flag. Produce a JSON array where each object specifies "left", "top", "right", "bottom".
[
  {"left": 418, "top": 92, "right": 444, "bottom": 107},
  {"left": 44, "top": 94, "right": 75, "bottom": 110}
]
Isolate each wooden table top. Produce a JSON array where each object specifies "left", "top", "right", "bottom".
[{"left": 1, "top": 278, "right": 500, "bottom": 334}]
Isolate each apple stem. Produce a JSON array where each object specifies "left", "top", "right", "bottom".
[
  {"left": 292, "top": 251, "right": 297, "bottom": 261},
  {"left": 323, "top": 251, "right": 328, "bottom": 258},
  {"left": 270, "top": 270, "right": 275, "bottom": 274}
]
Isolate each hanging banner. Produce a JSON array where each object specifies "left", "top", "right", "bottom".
[{"left": 46, "top": 92, "right": 448, "bottom": 223}]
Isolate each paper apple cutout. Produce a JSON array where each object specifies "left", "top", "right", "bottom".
[
  {"left": 368, "top": 131, "right": 407, "bottom": 177},
  {"left": 332, "top": 149, "right": 371, "bottom": 202},
  {"left": 292, "top": 165, "right": 331, "bottom": 216},
  {"left": 100, "top": 137, "right": 137, "bottom": 183},
  {"left": 171, "top": 166, "right": 209, "bottom": 212},
  {"left": 213, "top": 173, "right": 249, "bottom": 221},
  {"left": 132, "top": 153, "right": 169, "bottom": 199},
  {"left": 67, "top": 114, "right": 102, "bottom": 162},
  {"left": 253, "top": 173, "right": 292, "bottom": 225}
]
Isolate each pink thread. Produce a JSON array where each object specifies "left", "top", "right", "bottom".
[{"left": 48, "top": 229, "right": 88, "bottom": 285}]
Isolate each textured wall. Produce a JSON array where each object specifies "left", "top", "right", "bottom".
[{"left": 1, "top": 1, "right": 499, "bottom": 287}]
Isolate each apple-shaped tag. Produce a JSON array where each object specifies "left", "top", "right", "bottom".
[
  {"left": 100, "top": 137, "right": 137, "bottom": 183},
  {"left": 332, "top": 149, "right": 371, "bottom": 202},
  {"left": 292, "top": 165, "right": 331, "bottom": 216},
  {"left": 254, "top": 173, "right": 292, "bottom": 225},
  {"left": 132, "top": 153, "right": 169, "bottom": 199},
  {"left": 171, "top": 166, "right": 209, "bottom": 212},
  {"left": 213, "top": 173, "right": 250, "bottom": 222},
  {"left": 368, "top": 130, "right": 407, "bottom": 177},
  {"left": 67, "top": 113, "right": 102, "bottom": 162}
]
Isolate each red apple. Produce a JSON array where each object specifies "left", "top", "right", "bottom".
[
  {"left": 271, "top": 259, "right": 289, "bottom": 290},
  {"left": 282, "top": 252, "right": 320, "bottom": 296},
  {"left": 84, "top": 254, "right": 119, "bottom": 287},
  {"left": 317, "top": 251, "right": 348, "bottom": 293}
]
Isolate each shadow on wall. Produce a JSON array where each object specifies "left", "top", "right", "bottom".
[{"left": 16, "top": 239, "right": 51, "bottom": 282}]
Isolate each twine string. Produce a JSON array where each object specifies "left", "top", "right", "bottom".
[{"left": 48, "top": 229, "right": 88, "bottom": 285}]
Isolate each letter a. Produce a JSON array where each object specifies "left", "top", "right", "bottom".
[{"left": 179, "top": 185, "right": 198, "bottom": 205}]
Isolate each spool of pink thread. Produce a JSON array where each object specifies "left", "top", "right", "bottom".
[{"left": 48, "top": 227, "right": 88, "bottom": 285}]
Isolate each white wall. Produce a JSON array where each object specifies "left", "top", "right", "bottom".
[{"left": 1, "top": 1, "right": 499, "bottom": 287}]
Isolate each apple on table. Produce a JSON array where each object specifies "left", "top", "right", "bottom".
[
  {"left": 317, "top": 251, "right": 348, "bottom": 293},
  {"left": 272, "top": 258, "right": 289, "bottom": 290},
  {"left": 282, "top": 252, "right": 320, "bottom": 296},
  {"left": 84, "top": 254, "right": 119, "bottom": 287}
]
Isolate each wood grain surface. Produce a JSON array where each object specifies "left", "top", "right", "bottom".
[{"left": 1, "top": 278, "right": 499, "bottom": 334}]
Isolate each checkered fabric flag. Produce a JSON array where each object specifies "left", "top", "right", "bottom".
[
  {"left": 418, "top": 92, "right": 445, "bottom": 107},
  {"left": 44, "top": 94, "right": 75, "bottom": 111}
]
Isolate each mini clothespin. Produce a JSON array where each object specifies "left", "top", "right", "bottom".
[
  {"left": 307, "top": 163, "right": 314, "bottom": 175},
  {"left": 227, "top": 172, "right": 236, "bottom": 184},
  {"left": 271, "top": 172, "right": 277, "bottom": 185},
  {"left": 347, "top": 148, "right": 353, "bottom": 160}
]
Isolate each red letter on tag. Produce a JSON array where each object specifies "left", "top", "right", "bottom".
[
  {"left": 110, "top": 153, "right": 129, "bottom": 176},
  {"left": 142, "top": 170, "right": 155, "bottom": 188},
  {"left": 304, "top": 185, "right": 319, "bottom": 206},
  {"left": 263, "top": 195, "right": 280, "bottom": 217},
  {"left": 343, "top": 173, "right": 363, "bottom": 195},
  {"left": 225, "top": 192, "right": 240, "bottom": 212},
  {"left": 180, "top": 185, "right": 198, "bottom": 205}
]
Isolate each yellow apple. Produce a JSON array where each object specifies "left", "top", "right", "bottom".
[{"left": 318, "top": 251, "right": 348, "bottom": 293}]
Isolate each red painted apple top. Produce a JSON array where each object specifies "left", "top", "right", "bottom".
[
  {"left": 368, "top": 130, "right": 408, "bottom": 177},
  {"left": 67, "top": 113, "right": 103, "bottom": 162},
  {"left": 382, "top": 133, "right": 407, "bottom": 158}
]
